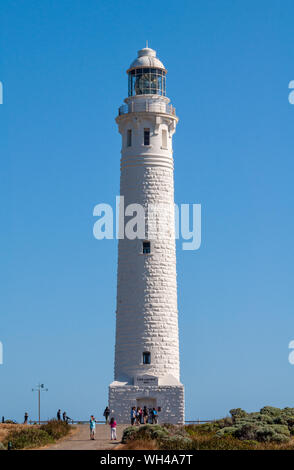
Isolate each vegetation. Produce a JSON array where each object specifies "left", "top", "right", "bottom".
[
  {"left": 40, "top": 419, "right": 70, "bottom": 440},
  {"left": 121, "top": 407, "right": 294, "bottom": 450},
  {"left": 1, "top": 419, "right": 71, "bottom": 450}
]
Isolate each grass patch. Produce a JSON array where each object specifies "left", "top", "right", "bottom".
[{"left": 121, "top": 439, "right": 158, "bottom": 450}]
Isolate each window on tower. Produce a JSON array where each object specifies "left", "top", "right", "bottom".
[
  {"left": 143, "top": 352, "right": 151, "bottom": 364},
  {"left": 144, "top": 129, "right": 150, "bottom": 146},
  {"left": 143, "top": 241, "right": 151, "bottom": 254},
  {"left": 127, "top": 129, "right": 132, "bottom": 147},
  {"left": 162, "top": 129, "right": 167, "bottom": 148}
]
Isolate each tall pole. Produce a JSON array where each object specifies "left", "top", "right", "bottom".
[
  {"left": 32, "top": 383, "right": 48, "bottom": 424},
  {"left": 38, "top": 388, "right": 40, "bottom": 425}
]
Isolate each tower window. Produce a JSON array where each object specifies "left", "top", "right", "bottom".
[
  {"left": 143, "top": 352, "right": 151, "bottom": 364},
  {"left": 162, "top": 129, "right": 167, "bottom": 148},
  {"left": 144, "top": 129, "right": 150, "bottom": 146},
  {"left": 143, "top": 241, "right": 151, "bottom": 254},
  {"left": 127, "top": 129, "right": 132, "bottom": 147}
]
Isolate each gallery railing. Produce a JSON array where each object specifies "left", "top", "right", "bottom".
[{"left": 118, "top": 101, "right": 176, "bottom": 116}]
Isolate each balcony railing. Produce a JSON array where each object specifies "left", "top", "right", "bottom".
[{"left": 118, "top": 101, "right": 176, "bottom": 116}]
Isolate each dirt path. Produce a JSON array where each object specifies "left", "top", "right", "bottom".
[{"left": 42, "top": 424, "right": 127, "bottom": 450}]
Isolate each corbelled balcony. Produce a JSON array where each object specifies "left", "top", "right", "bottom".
[{"left": 118, "top": 100, "right": 176, "bottom": 116}]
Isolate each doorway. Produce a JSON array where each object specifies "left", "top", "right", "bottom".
[
  {"left": 136, "top": 398, "right": 157, "bottom": 409},
  {"left": 136, "top": 398, "right": 157, "bottom": 424}
]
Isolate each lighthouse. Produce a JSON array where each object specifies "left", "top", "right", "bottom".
[{"left": 109, "top": 46, "right": 184, "bottom": 424}]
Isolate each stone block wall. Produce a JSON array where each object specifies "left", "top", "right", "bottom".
[{"left": 109, "top": 383, "right": 185, "bottom": 425}]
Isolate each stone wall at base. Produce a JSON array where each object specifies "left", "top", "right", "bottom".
[{"left": 109, "top": 383, "right": 185, "bottom": 425}]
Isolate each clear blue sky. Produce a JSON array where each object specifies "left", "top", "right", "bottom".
[{"left": 1, "top": 0, "right": 294, "bottom": 422}]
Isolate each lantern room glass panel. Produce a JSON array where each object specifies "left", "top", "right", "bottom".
[{"left": 128, "top": 68, "right": 166, "bottom": 97}]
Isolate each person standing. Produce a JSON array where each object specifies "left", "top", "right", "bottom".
[
  {"left": 89, "top": 415, "right": 96, "bottom": 440},
  {"left": 152, "top": 408, "right": 158, "bottom": 424},
  {"left": 130, "top": 407, "right": 136, "bottom": 426},
  {"left": 103, "top": 406, "right": 110, "bottom": 424},
  {"left": 62, "top": 411, "right": 66, "bottom": 421},
  {"left": 57, "top": 409, "right": 61, "bottom": 421},
  {"left": 148, "top": 408, "right": 153, "bottom": 424},
  {"left": 24, "top": 412, "right": 28, "bottom": 424},
  {"left": 136, "top": 407, "right": 141, "bottom": 426},
  {"left": 143, "top": 406, "right": 148, "bottom": 424},
  {"left": 109, "top": 417, "right": 117, "bottom": 440}
]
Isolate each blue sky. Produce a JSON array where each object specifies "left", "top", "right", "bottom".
[{"left": 1, "top": 0, "right": 294, "bottom": 422}]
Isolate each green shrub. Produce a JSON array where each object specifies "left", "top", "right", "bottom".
[
  {"left": 186, "top": 422, "right": 220, "bottom": 434},
  {"left": 2, "top": 419, "right": 71, "bottom": 450},
  {"left": 162, "top": 423, "right": 189, "bottom": 438},
  {"left": 229, "top": 408, "right": 247, "bottom": 423},
  {"left": 136, "top": 425, "right": 169, "bottom": 441},
  {"left": 219, "top": 417, "right": 234, "bottom": 427},
  {"left": 216, "top": 426, "right": 239, "bottom": 438},
  {"left": 159, "top": 435, "right": 193, "bottom": 450},
  {"left": 122, "top": 426, "right": 140, "bottom": 443},
  {"left": 255, "top": 425, "right": 290, "bottom": 443},
  {"left": 4, "top": 427, "right": 53, "bottom": 449},
  {"left": 271, "top": 434, "right": 290, "bottom": 444},
  {"left": 41, "top": 419, "right": 70, "bottom": 440},
  {"left": 260, "top": 406, "right": 281, "bottom": 417},
  {"left": 122, "top": 425, "right": 178, "bottom": 445},
  {"left": 123, "top": 407, "right": 294, "bottom": 450}
]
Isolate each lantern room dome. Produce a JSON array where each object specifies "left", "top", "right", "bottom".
[{"left": 127, "top": 47, "right": 166, "bottom": 73}]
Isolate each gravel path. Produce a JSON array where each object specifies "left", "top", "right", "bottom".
[{"left": 43, "top": 424, "right": 128, "bottom": 450}]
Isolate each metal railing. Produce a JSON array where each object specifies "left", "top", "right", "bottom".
[
  {"left": 118, "top": 101, "right": 176, "bottom": 116},
  {"left": 28, "top": 419, "right": 215, "bottom": 425},
  {"left": 28, "top": 419, "right": 105, "bottom": 425},
  {"left": 185, "top": 420, "right": 216, "bottom": 424}
]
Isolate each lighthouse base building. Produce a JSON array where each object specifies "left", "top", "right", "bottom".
[
  {"left": 109, "top": 46, "right": 184, "bottom": 424},
  {"left": 109, "top": 381, "right": 184, "bottom": 425}
]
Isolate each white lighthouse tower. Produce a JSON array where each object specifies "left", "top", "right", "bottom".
[{"left": 109, "top": 46, "right": 184, "bottom": 424}]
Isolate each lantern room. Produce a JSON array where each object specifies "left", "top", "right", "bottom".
[{"left": 127, "top": 47, "right": 167, "bottom": 97}]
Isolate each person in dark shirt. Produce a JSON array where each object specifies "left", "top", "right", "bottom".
[
  {"left": 103, "top": 406, "right": 110, "bottom": 424},
  {"left": 143, "top": 406, "right": 148, "bottom": 424}
]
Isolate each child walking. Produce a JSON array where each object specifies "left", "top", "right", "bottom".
[
  {"left": 89, "top": 415, "right": 96, "bottom": 440},
  {"left": 110, "top": 416, "right": 117, "bottom": 440}
]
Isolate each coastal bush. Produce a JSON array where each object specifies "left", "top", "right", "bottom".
[
  {"left": 122, "top": 407, "right": 294, "bottom": 450},
  {"left": 41, "top": 419, "right": 69, "bottom": 440},
  {"left": 255, "top": 425, "right": 290, "bottom": 443},
  {"left": 4, "top": 427, "right": 53, "bottom": 449},
  {"left": 216, "top": 426, "right": 239, "bottom": 438},
  {"left": 229, "top": 408, "right": 247, "bottom": 423},
  {"left": 135, "top": 424, "right": 169, "bottom": 440},
  {"left": 3, "top": 419, "right": 71, "bottom": 449},
  {"left": 159, "top": 435, "right": 193, "bottom": 450},
  {"left": 123, "top": 425, "right": 194, "bottom": 450}
]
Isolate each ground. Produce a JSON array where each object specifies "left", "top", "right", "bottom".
[{"left": 40, "top": 424, "right": 127, "bottom": 450}]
